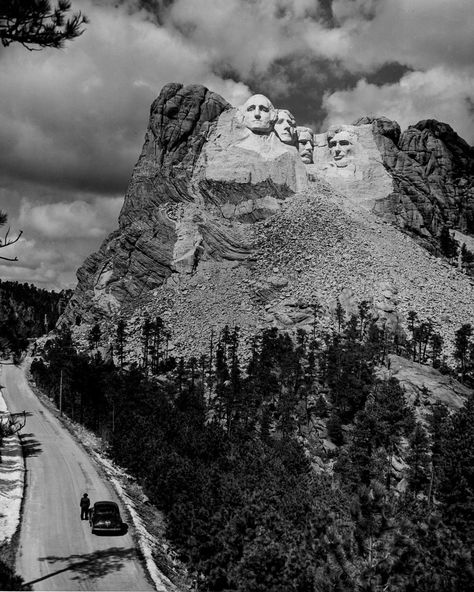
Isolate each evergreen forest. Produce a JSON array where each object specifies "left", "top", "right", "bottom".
[
  {"left": 26, "top": 307, "right": 474, "bottom": 592},
  {"left": 0, "top": 280, "right": 70, "bottom": 358}
]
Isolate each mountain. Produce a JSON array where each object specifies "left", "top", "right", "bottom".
[{"left": 60, "top": 83, "right": 474, "bottom": 359}]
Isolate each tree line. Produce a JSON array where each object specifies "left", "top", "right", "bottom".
[{"left": 0, "top": 280, "right": 70, "bottom": 359}]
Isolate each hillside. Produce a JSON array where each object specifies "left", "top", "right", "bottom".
[{"left": 0, "top": 281, "right": 69, "bottom": 355}]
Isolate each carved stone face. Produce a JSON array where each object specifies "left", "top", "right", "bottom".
[
  {"left": 297, "top": 127, "right": 314, "bottom": 164},
  {"left": 241, "top": 94, "right": 276, "bottom": 134},
  {"left": 274, "top": 109, "right": 297, "bottom": 144},
  {"left": 328, "top": 131, "right": 354, "bottom": 167}
]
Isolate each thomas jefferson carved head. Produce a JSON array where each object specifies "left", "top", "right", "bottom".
[
  {"left": 296, "top": 126, "right": 314, "bottom": 164},
  {"left": 274, "top": 109, "right": 297, "bottom": 145},
  {"left": 327, "top": 128, "right": 356, "bottom": 167},
  {"left": 240, "top": 94, "right": 277, "bottom": 134}
]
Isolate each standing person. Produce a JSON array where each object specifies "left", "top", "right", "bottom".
[{"left": 80, "top": 493, "right": 90, "bottom": 520}]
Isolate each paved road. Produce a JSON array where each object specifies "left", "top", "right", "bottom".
[{"left": 2, "top": 363, "right": 155, "bottom": 591}]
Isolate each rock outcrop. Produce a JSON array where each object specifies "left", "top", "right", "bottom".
[
  {"left": 360, "top": 117, "right": 474, "bottom": 245},
  {"left": 382, "top": 354, "right": 469, "bottom": 411},
  {"left": 61, "top": 83, "right": 474, "bottom": 363},
  {"left": 312, "top": 116, "right": 474, "bottom": 250},
  {"left": 65, "top": 83, "right": 307, "bottom": 325}
]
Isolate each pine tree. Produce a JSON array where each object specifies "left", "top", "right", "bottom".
[
  {"left": 430, "top": 332, "right": 444, "bottom": 368},
  {"left": 334, "top": 300, "right": 345, "bottom": 333},
  {"left": 214, "top": 334, "right": 231, "bottom": 430},
  {"left": 358, "top": 300, "right": 371, "bottom": 340},
  {"left": 406, "top": 423, "right": 431, "bottom": 498},
  {"left": 0, "top": 1, "right": 87, "bottom": 49},
  {"left": 437, "top": 397, "right": 474, "bottom": 544},
  {"left": 115, "top": 318, "right": 126, "bottom": 370},
  {"left": 88, "top": 322, "right": 101, "bottom": 349},
  {"left": 150, "top": 316, "right": 164, "bottom": 374},
  {"left": 453, "top": 323, "right": 473, "bottom": 378},
  {"left": 439, "top": 226, "right": 459, "bottom": 260},
  {"left": 407, "top": 310, "right": 418, "bottom": 361},
  {"left": 142, "top": 315, "right": 152, "bottom": 370}
]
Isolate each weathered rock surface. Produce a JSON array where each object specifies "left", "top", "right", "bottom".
[
  {"left": 65, "top": 83, "right": 307, "bottom": 324},
  {"left": 61, "top": 83, "right": 474, "bottom": 365},
  {"left": 361, "top": 117, "right": 474, "bottom": 244},
  {"left": 312, "top": 122, "right": 394, "bottom": 205},
  {"left": 383, "top": 354, "right": 470, "bottom": 411},
  {"left": 313, "top": 116, "right": 474, "bottom": 250}
]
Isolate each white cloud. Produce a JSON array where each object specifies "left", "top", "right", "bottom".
[
  {"left": 166, "top": 0, "right": 474, "bottom": 79},
  {"left": 0, "top": 0, "right": 248, "bottom": 192},
  {"left": 18, "top": 197, "right": 123, "bottom": 239},
  {"left": 0, "top": 261, "right": 75, "bottom": 290},
  {"left": 0, "top": 231, "right": 105, "bottom": 290},
  {"left": 331, "top": 0, "right": 474, "bottom": 73},
  {"left": 3, "top": 196, "right": 124, "bottom": 290},
  {"left": 0, "top": 237, "right": 76, "bottom": 289},
  {"left": 323, "top": 67, "right": 474, "bottom": 141},
  {"left": 167, "top": 0, "right": 322, "bottom": 78}
]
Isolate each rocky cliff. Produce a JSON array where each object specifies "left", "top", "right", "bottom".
[
  {"left": 61, "top": 83, "right": 474, "bottom": 359},
  {"left": 313, "top": 116, "right": 474, "bottom": 248},
  {"left": 366, "top": 117, "right": 474, "bottom": 244}
]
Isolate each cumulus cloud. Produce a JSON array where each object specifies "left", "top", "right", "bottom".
[
  {"left": 0, "top": 0, "right": 249, "bottom": 193},
  {"left": 331, "top": 0, "right": 474, "bottom": 73},
  {"left": 167, "top": 0, "right": 321, "bottom": 78},
  {"left": 18, "top": 197, "right": 123, "bottom": 239},
  {"left": 0, "top": 195, "right": 124, "bottom": 289},
  {"left": 323, "top": 67, "right": 474, "bottom": 140},
  {"left": 0, "top": 237, "right": 81, "bottom": 289}
]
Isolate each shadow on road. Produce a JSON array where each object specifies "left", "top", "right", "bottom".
[
  {"left": 25, "top": 546, "right": 139, "bottom": 586},
  {"left": 20, "top": 433, "right": 42, "bottom": 457}
]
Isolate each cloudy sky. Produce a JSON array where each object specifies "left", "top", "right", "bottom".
[{"left": 1, "top": 0, "right": 473, "bottom": 291}]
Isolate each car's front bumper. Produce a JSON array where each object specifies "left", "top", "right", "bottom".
[{"left": 92, "top": 525, "right": 122, "bottom": 532}]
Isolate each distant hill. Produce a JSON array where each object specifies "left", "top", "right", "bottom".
[{"left": 0, "top": 281, "right": 71, "bottom": 355}]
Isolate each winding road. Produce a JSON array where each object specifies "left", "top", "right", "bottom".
[{"left": 2, "top": 362, "right": 155, "bottom": 591}]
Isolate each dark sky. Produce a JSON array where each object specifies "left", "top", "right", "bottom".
[{"left": 0, "top": 0, "right": 473, "bottom": 289}]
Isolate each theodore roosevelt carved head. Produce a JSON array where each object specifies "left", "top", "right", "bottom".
[{"left": 296, "top": 126, "right": 314, "bottom": 164}]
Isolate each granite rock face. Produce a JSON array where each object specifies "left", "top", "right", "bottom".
[
  {"left": 382, "top": 354, "right": 469, "bottom": 411},
  {"left": 62, "top": 83, "right": 474, "bottom": 363},
  {"left": 360, "top": 117, "right": 474, "bottom": 244},
  {"left": 65, "top": 83, "right": 306, "bottom": 323},
  {"left": 313, "top": 116, "right": 474, "bottom": 249}
]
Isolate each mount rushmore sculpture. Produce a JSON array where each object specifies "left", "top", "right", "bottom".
[
  {"left": 61, "top": 83, "right": 474, "bottom": 345},
  {"left": 235, "top": 93, "right": 388, "bottom": 196}
]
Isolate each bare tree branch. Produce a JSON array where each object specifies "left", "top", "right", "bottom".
[{"left": 0, "top": 214, "right": 22, "bottom": 261}]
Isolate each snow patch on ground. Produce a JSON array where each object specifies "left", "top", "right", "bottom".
[{"left": 0, "top": 392, "right": 25, "bottom": 546}]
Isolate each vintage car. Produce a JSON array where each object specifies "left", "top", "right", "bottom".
[{"left": 89, "top": 501, "right": 123, "bottom": 535}]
